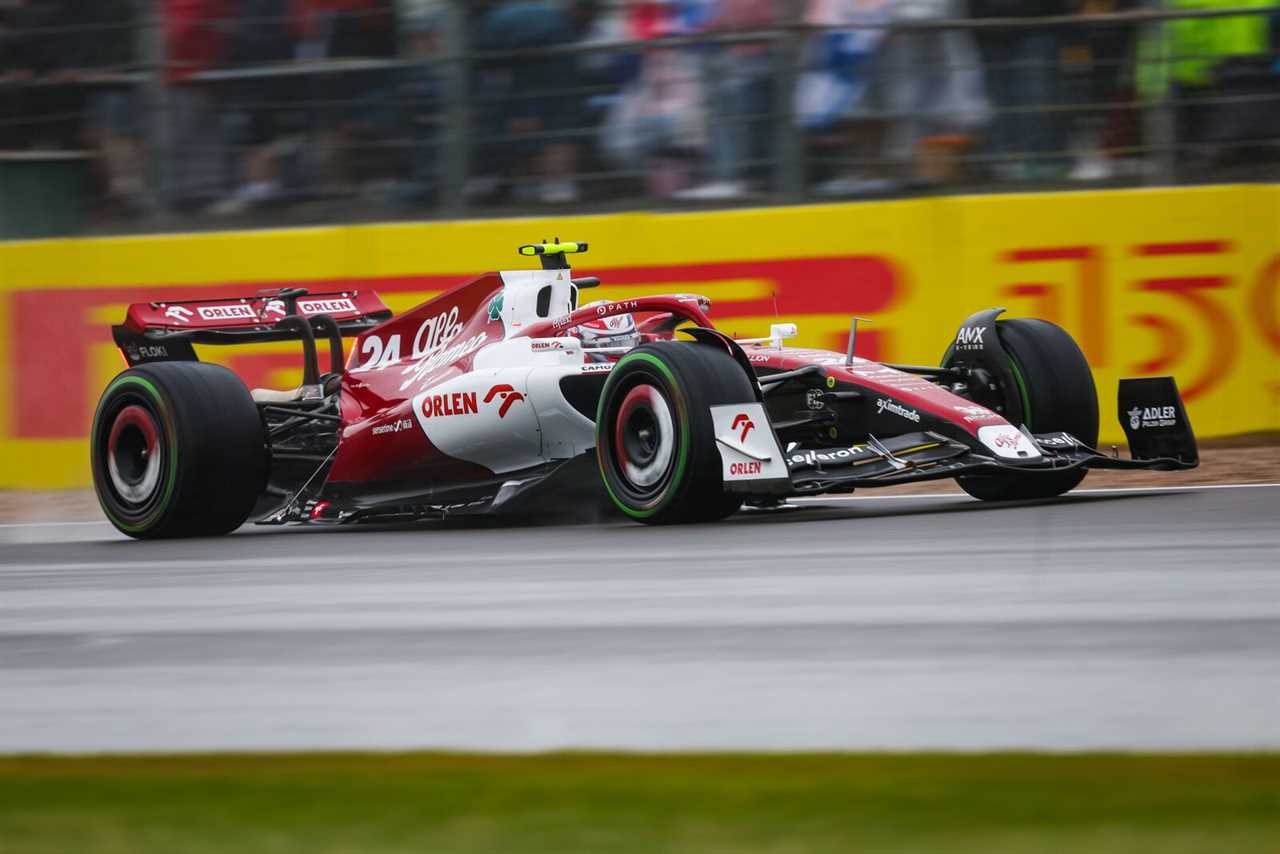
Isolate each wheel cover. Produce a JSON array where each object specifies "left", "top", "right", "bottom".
[
  {"left": 106, "top": 404, "right": 163, "bottom": 506},
  {"left": 614, "top": 383, "right": 675, "bottom": 494}
]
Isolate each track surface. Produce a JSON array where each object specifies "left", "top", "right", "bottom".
[{"left": 2, "top": 485, "right": 1278, "bottom": 753}]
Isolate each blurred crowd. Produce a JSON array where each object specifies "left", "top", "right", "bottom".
[{"left": 2, "top": 0, "right": 1279, "bottom": 224}]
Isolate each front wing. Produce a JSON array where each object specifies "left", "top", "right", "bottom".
[{"left": 770, "top": 429, "right": 1197, "bottom": 496}]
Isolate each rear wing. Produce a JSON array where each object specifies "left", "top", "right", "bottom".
[{"left": 113, "top": 288, "right": 393, "bottom": 381}]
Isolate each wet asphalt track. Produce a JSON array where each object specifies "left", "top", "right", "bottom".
[{"left": 1, "top": 484, "right": 1278, "bottom": 753}]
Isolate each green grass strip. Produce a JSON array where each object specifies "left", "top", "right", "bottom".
[{"left": 1, "top": 752, "right": 1278, "bottom": 854}]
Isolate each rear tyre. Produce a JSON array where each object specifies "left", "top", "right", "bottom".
[
  {"left": 596, "top": 342, "right": 755, "bottom": 524},
  {"left": 950, "top": 318, "right": 1099, "bottom": 501},
  {"left": 91, "top": 362, "right": 268, "bottom": 538}
]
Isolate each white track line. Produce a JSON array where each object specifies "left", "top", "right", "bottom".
[
  {"left": 0, "top": 484, "right": 1276, "bottom": 528},
  {"left": 0, "top": 520, "right": 108, "bottom": 529},
  {"left": 790, "top": 482, "right": 1280, "bottom": 502}
]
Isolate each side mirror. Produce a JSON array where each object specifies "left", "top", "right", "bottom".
[{"left": 769, "top": 323, "right": 799, "bottom": 348}]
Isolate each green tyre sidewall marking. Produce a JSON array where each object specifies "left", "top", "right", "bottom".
[
  {"left": 944, "top": 336, "right": 1030, "bottom": 430},
  {"left": 1006, "top": 355, "right": 1033, "bottom": 431},
  {"left": 597, "top": 352, "right": 691, "bottom": 520},
  {"left": 94, "top": 374, "right": 179, "bottom": 534}
]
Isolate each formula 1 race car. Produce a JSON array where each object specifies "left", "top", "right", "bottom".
[{"left": 91, "top": 241, "right": 1199, "bottom": 538}]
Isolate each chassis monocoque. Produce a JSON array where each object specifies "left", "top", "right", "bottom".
[{"left": 91, "top": 241, "right": 1199, "bottom": 538}]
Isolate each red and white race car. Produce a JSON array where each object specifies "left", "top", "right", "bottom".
[{"left": 92, "top": 241, "right": 1198, "bottom": 538}]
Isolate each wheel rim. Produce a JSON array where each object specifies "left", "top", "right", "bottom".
[
  {"left": 106, "top": 404, "right": 163, "bottom": 506},
  {"left": 614, "top": 383, "right": 675, "bottom": 495}
]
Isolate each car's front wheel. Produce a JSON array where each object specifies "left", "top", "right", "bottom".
[
  {"left": 596, "top": 342, "right": 755, "bottom": 524},
  {"left": 946, "top": 318, "right": 1099, "bottom": 501}
]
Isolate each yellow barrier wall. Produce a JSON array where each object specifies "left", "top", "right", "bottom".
[{"left": 2, "top": 185, "right": 1278, "bottom": 488}]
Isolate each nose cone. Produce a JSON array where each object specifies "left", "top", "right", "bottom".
[{"left": 977, "top": 425, "right": 1044, "bottom": 461}]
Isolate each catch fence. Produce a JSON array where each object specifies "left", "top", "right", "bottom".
[{"left": 1, "top": 1, "right": 1278, "bottom": 237}]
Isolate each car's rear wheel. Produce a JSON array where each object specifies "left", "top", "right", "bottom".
[
  {"left": 947, "top": 318, "right": 1099, "bottom": 501},
  {"left": 596, "top": 342, "right": 754, "bottom": 524},
  {"left": 91, "top": 362, "right": 268, "bottom": 538}
]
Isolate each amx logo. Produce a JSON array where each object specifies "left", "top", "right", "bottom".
[
  {"left": 955, "top": 326, "right": 985, "bottom": 348},
  {"left": 484, "top": 384, "right": 526, "bottom": 419},
  {"left": 731, "top": 413, "right": 755, "bottom": 442}
]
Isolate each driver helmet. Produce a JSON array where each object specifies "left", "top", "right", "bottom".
[{"left": 575, "top": 302, "right": 640, "bottom": 362}]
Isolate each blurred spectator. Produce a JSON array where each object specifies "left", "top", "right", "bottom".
[
  {"left": 1137, "top": 0, "right": 1276, "bottom": 160},
  {"left": 166, "top": 0, "right": 235, "bottom": 204},
  {"left": 672, "top": 0, "right": 782, "bottom": 201},
  {"left": 878, "top": 0, "right": 990, "bottom": 186},
  {"left": 390, "top": 1, "right": 444, "bottom": 205},
  {"left": 1061, "top": 0, "right": 1141, "bottom": 182},
  {"left": 798, "top": 0, "right": 989, "bottom": 195},
  {"left": 0, "top": 1, "right": 144, "bottom": 212},
  {"left": 0, "top": 0, "right": 81, "bottom": 150},
  {"left": 209, "top": 0, "right": 298, "bottom": 216},
  {"left": 473, "top": 1, "right": 602, "bottom": 204},
  {"left": 72, "top": 1, "right": 145, "bottom": 212},
  {"left": 600, "top": 1, "right": 710, "bottom": 199},
  {"left": 296, "top": 0, "right": 398, "bottom": 199},
  {"left": 796, "top": 0, "right": 894, "bottom": 195},
  {"left": 2, "top": 1, "right": 46, "bottom": 149},
  {"left": 971, "top": 0, "right": 1070, "bottom": 181}
]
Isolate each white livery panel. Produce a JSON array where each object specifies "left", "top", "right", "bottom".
[{"left": 710, "top": 403, "right": 789, "bottom": 485}]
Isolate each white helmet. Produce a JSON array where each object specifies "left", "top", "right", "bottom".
[{"left": 576, "top": 302, "right": 640, "bottom": 361}]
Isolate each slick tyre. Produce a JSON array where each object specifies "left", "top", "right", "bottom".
[
  {"left": 952, "top": 318, "right": 1099, "bottom": 501},
  {"left": 597, "top": 342, "right": 754, "bottom": 524},
  {"left": 91, "top": 362, "right": 268, "bottom": 539}
]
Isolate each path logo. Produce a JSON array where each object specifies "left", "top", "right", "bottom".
[
  {"left": 484, "top": 384, "right": 525, "bottom": 418},
  {"left": 732, "top": 413, "right": 755, "bottom": 442}
]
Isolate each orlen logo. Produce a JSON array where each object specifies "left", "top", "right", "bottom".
[
  {"left": 955, "top": 326, "right": 985, "bottom": 349},
  {"left": 163, "top": 306, "right": 194, "bottom": 323},
  {"left": 197, "top": 304, "right": 257, "bottom": 321},
  {"left": 729, "top": 461, "right": 763, "bottom": 477},
  {"left": 420, "top": 391, "right": 478, "bottom": 418},
  {"left": 299, "top": 298, "right": 357, "bottom": 315},
  {"left": 732, "top": 413, "right": 755, "bottom": 442},
  {"left": 484, "top": 384, "right": 526, "bottom": 419}
]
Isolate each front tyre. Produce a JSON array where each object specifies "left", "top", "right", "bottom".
[
  {"left": 596, "top": 342, "right": 755, "bottom": 524},
  {"left": 951, "top": 318, "right": 1099, "bottom": 501},
  {"left": 91, "top": 362, "right": 268, "bottom": 538}
]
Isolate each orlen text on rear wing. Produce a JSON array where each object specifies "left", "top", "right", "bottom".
[{"left": 113, "top": 288, "right": 393, "bottom": 384}]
